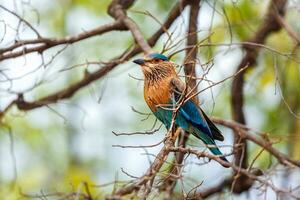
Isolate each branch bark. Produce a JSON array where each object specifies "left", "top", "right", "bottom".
[
  {"left": 0, "top": 21, "right": 126, "bottom": 61},
  {"left": 108, "top": 0, "right": 152, "bottom": 54},
  {"left": 274, "top": 13, "right": 300, "bottom": 45}
]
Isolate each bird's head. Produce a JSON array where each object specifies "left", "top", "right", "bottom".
[{"left": 133, "top": 53, "right": 174, "bottom": 76}]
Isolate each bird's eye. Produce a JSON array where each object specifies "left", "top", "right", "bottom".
[{"left": 153, "top": 59, "right": 160, "bottom": 62}]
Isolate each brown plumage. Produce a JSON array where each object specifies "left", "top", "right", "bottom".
[{"left": 142, "top": 60, "right": 177, "bottom": 112}]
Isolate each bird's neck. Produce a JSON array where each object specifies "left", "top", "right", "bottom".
[{"left": 143, "top": 66, "right": 176, "bottom": 86}]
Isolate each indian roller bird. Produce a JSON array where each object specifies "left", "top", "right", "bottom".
[{"left": 133, "top": 53, "right": 229, "bottom": 167}]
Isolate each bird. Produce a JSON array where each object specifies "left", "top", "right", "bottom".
[{"left": 133, "top": 53, "right": 229, "bottom": 167}]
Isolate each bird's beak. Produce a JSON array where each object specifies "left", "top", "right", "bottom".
[{"left": 133, "top": 58, "right": 145, "bottom": 65}]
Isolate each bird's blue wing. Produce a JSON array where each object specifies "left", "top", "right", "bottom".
[
  {"left": 179, "top": 100, "right": 214, "bottom": 139},
  {"left": 170, "top": 78, "right": 213, "bottom": 139}
]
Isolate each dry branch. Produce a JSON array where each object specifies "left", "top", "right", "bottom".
[
  {"left": 0, "top": 21, "right": 126, "bottom": 61},
  {"left": 274, "top": 12, "right": 300, "bottom": 45},
  {"left": 108, "top": 0, "right": 152, "bottom": 54}
]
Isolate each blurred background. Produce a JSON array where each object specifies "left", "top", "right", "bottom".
[{"left": 0, "top": 0, "right": 299, "bottom": 199}]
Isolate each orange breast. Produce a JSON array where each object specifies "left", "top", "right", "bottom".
[{"left": 144, "top": 77, "right": 173, "bottom": 112}]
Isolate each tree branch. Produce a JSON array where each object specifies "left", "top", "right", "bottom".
[
  {"left": 0, "top": 21, "right": 126, "bottom": 61},
  {"left": 274, "top": 12, "right": 300, "bottom": 45},
  {"left": 108, "top": 0, "right": 152, "bottom": 54}
]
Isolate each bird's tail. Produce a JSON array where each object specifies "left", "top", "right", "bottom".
[
  {"left": 208, "top": 146, "right": 229, "bottom": 168},
  {"left": 192, "top": 127, "right": 229, "bottom": 168}
]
